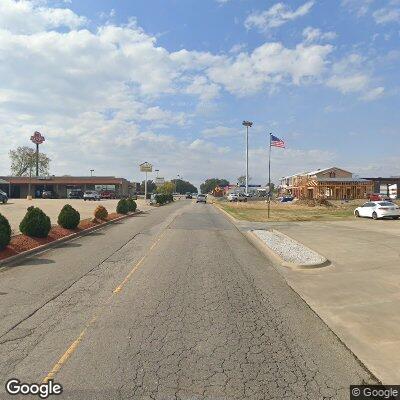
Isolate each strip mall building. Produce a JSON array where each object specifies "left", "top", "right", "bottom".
[
  {"left": 0, "top": 176, "right": 136, "bottom": 198},
  {"left": 279, "top": 167, "right": 374, "bottom": 200}
]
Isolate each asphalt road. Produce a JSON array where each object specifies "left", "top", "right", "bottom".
[{"left": 0, "top": 200, "right": 376, "bottom": 399}]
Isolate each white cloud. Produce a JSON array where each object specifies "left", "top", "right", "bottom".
[
  {"left": 373, "top": 7, "right": 400, "bottom": 24},
  {"left": 185, "top": 76, "right": 220, "bottom": 101},
  {"left": 207, "top": 42, "right": 333, "bottom": 94},
  {"left": 326, "top": 54, "right": 384, "bottom": 99},
  {"left": 341, "top": 0, "right": 374, "bottom": 17},
  {"left": 201, "top": 126, "right": 237, "bottom": 138},
  {"left": 302, "top": 27, "right": 337, "bottom": 43},
  {"left": 0, "top": 0, "right": 87, "bottom": 34},
  {"left": 361, "top": 86, "right": 385, "bottom": 101},
  {"left": 245, "top": 1, "right": 314, "bottom": 32}
]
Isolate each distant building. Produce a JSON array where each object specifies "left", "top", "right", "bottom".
[
  {"left": 279, "top": 167, "right": 373, "bottom": 200},
  {"left": 0, "top": 176, "right": 135, "bottom": 198}
]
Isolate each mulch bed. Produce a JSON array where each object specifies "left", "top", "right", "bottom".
[{"left": 0, "top": 212, "right": 131, "bottom": 262}]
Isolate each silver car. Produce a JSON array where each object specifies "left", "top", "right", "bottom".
[
  {"left": 196, "top": 194, "right": 206, "bottom": 203},
  {"left": 83, "top": 190, "right": 101, "bottom": 201}
]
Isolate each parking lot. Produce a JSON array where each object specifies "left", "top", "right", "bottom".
[
  {"left": 262, "top": 218, "right": 400, "bottom": 383},
  {"left": 0, "top": 198, "right": 150, "bottom": 234}
]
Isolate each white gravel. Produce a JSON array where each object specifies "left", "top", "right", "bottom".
[{"left": 253, "top": 229, "right": 326, "bottom": 266}]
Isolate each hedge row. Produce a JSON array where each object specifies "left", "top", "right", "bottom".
[
  {"left": 0, "top": 199, "right": 139, "bottom": 246},
  {"left": 155, "top": 194, "right": 174, "bottom": 205}
]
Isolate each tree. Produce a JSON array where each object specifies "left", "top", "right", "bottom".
[
  {"left": 9, "top": 146, "right": 51, "bottom": 176},
  {"left": 157, "top": 182, "right": 175, "bottom": 195},
  {"left": 140, "top": 180, "right": 157, "bottom": 193},
  {"left": 200, "top": 178, "right": 230, "bottom": 194},
  {"left": 171, "top": 179, "right": 198, "bottom": 194},
  {"left": 237, "top": 175, "right": 252, "bottom": 186}
]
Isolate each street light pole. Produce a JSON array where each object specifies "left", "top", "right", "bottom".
[
  {"left": 90, "top": 169, "right": 94, "bottom": 177},
  {"left": 242, "top": 121, "right": 253, "bottom": 195}
]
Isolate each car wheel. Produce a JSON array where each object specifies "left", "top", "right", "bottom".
[
  {"left": 393, "top": 216, "right": 399, "bottom": 220},
  {"left": 355, "top": 210, "right": 360, "bottom": 217},
  {"left": 372, "top": 212, "right": 378, "bottom": 220}
]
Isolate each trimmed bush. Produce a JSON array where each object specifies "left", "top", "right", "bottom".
[
  {"left": 126, "top": 198, "right": 137, "bottom": 212},
  {"left": 57, "top": 204, "right": 80, "bottom": 229},
  {"left": 94, "top": 205, "right": 108, "bottom": 220},
  {"left": 19, "top": 206, "right": 51, "bottom": 238},
  {"left": 116, "top": 198, "right": 129, "bottom": 215},
  {"left": 0, "top": 213, "right": 11, "bottom": 250},
  {"left": 155, "top": 193, "right": 174, "bottom": 205}
]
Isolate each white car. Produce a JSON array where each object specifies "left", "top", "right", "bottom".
[
  {"left": 196, "top": 194, "right": 206, "bottom": 203},
  {"left": 83, "top": 190, "right": 101, "bottom": 201},
  {"left": 227, "top": 193, "right": 238, "bottom": 202},
  {"left": 354, "top": 201, "right": 400, "bottom": 220}
]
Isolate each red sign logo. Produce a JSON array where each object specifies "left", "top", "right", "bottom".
[{"left": 30, "top": 131, "right": 45, "bottom": 145}]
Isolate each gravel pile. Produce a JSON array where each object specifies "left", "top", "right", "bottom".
[{"left": 253, "top": 229, "right": 326, "bottom": 265}]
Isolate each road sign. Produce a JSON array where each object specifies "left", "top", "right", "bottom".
[
  {"left": 30, "top": 131, "right": 45, "bottom": 145},
  {"left": 140, "top": 162, "right": 153, "bottom": 172}
]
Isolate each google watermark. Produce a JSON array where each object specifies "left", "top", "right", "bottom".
[
  {"left": 5, "top": 379, "right": 62, "bottom": 399},
  {"left": 351, "top": 385, "right": 400, "bottom": 400}
]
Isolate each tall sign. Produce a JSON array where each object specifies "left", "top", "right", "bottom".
[
  {"left": 139, "top": 162, "right": 153, "bottom": 200},
  {"left": 30, "top": 131, "right": 45, "bottom": 177}
]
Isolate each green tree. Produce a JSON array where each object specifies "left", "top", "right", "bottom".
[
  {"left": 171, "top": 179, "right": 198, "bottom": 194},
  {"left": 157, "top": 182, "right": 175, "bottom": 195},
  {"left": 9, "top": 146, "right": 51, "bottom": 176},
  {"left": 200, "top": 178, "right": 230, "bottom": 194},
  {"left": 140, "top": 180, "right": 157, "bottom": 193}
]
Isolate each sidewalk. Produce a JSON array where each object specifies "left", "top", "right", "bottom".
[{"left": 222, "top": 212, "right": 400, "bottom": 384}]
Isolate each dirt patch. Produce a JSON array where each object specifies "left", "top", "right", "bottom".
[{"left": 295, "top": 198, "right": 334, "bottom": 207}]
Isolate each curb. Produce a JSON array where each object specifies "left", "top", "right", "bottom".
[
  {"left": 245, "top": 230, "right": 330, "bottom": 270},
  {"left": 213, "top": 204, "right": 240, "bottom": 223},
  {"left": 0, "top": 211, "right": 143, "bottom": 270}
]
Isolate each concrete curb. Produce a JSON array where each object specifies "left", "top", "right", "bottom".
[
  {"left": 0, "top": 211, "right": 143, "bottom": 270},
  {"left": 245, "top": 230, "right": 330, "bottom": 270},
  {"left": 213, "top": 204, "right": 240, "bottom": 223}
]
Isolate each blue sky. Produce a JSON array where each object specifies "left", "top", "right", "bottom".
[{"left": 0, "top": 0, "right": 399, "bottom": 186}]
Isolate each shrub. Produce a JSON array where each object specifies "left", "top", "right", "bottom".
[
  {"left": 94, "top": 205, "right": 108, "bottom": 220},
  {"left": 126, "top": 198, "right": 137, "bottom": 212},
  {"left": 116, "top": 198, "right": 129, "bottom": 215},
  {"left": 155, "top": 193, "right": 174, "bottom": 205},
  {"left": 57, "top": 204, "right": 80, "bottom": 229},
  {"left": 0, "top": 213, "right": 11, "bottom": 250},
  {"left": 19, "top": 206, "right": 51, "bottom": 238}
]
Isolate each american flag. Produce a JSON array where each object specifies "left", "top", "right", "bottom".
[{"left": 270, "top": 134, "right": 285, "bottom": 148}]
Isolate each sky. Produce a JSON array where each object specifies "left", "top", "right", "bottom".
[{"left": 0, "top": 0, "right": 399, "bottom": 187}]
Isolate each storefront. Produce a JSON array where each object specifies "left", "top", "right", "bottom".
[{"left": 0, "top": 176, "right": 132, "bottom": 198}]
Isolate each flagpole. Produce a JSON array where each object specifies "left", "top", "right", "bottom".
[{"left": 268, "top": 133, "right": 272, "bottom": 219}]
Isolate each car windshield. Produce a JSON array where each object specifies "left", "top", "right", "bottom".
[{"left": 378, "top": 202, "right": 394, "bottom": 206}]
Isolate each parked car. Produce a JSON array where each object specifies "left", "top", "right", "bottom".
[
  {"left": 354, "top": 201, "right": 400, "bottom": 220},
  {"left": 83, "top": 190, "right": 101, "bottom": 201},
  {"left": 185, "top": 192, "right": 192, "bottom": 199},
  {"left": 196, "top": 194, "right": 206, "bottom": 203},
  {"left": 0, "top": 190, "right": 8, "bottom": 204},
  {"left": 100, "top": 190, "right": 116, "bottom": 199},
  {"left": 369, "top": 193, "right": 390, "bottom": 201},
  {"left": 130, "top": 193, "right": 138, "bottom": 200},
  {"left": 227, "top": 193, "right": 238, "bottom": 202},
  {"left": 42, "top": 190, "right": 58, "bottom": 199},
  {"left": 281, "top": 196, "right": 294, "bottom": 203},
  {"left": 68, "top": 189, "right": 84, "bottom": 199},
  {"left": 237, "top": 193, "right": 248, "bottom": 202}
]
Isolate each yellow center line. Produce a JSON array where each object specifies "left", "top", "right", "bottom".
[{"left": 42, "top": 230, "right": 167, "bottom": 384}]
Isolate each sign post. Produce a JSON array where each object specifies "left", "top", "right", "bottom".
[
  {"left": 139, "top": 162, "right": 153, "bottom": 201},
  {"left": 30, "top": 131, "right": 45, "bottom": 177}
]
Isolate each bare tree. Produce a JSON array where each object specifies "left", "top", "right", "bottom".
[{"left": 9, "top": 146, "right": 51, "bottom": 176}]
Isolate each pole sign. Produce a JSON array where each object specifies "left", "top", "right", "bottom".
[
  {"left": 30, "top": 131, "right": 45, "bottom": 145},
  {"left": 140, "top": 162, "right": 153, "bottom": 172}
]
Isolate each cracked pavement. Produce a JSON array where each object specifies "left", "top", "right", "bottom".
[{"left": 0, "top": 201, "right": 377, "bottom": 399}]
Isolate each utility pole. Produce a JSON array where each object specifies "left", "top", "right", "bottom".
[{"left": 242, "top": 121, "right": 253, "bottom": 195}]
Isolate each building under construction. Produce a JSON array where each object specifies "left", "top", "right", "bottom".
[{"left": 279, "top": 167, "right": 374, "bottom": 200}]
